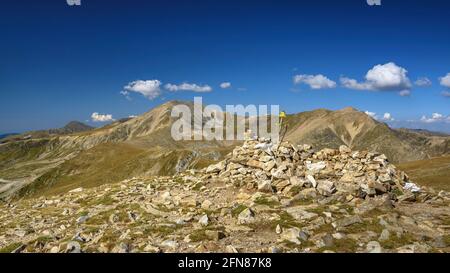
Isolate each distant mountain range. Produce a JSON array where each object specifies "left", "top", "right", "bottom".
[
  {"left": 0, "top": 121, "right": 94, "bottom": 143},
  {"left": 1, "top": 101, "right": 449, "bottom": 199},
  {"left": 0, "top": 133, "right": 19, "bottom": 140}
]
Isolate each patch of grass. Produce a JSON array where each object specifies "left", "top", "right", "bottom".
[
  {"left": 189, "top": 226, "right": 225, "bottom": 242},
  {"left": 254, "top": 197, "right": 280, "bottom": 208},
  {"left": 143, "top": 224, "right": 180, "bottom": 237},
  {"left": 397, "top": 155, "right": 450, "bottom": 192},
  {"left": 318, "top": 238, "right": 358, "bottom": 253},
  {"left": 231, "top": 204, "right": 247, "bottom": 217},
  {"left": 288, "top": 198, "right": 314, "bottom": 207},
  {"left": 93, "top": 196, "right": 116, "bottom": 206},
  {"left": 189, "top": 229, "right": 210, "bottom": 242},
  {"left": 380, "top": 232, "right": 416, "bottom": 249},
  {"left": 192, "top": 183, "right": 203, "bottom": 191},
  {"left": 0, "top": 242, "right": 23, "bottom": 253},
  {"left": 443, "top": 235, "right": 450, "bottom": 246},
  {"left": 79, "top": 211, "right": 89, "bottom": 217},
  {"left": 288, "top": 186, "right": 302, "bottom": 196},
  {"left": 35, "top": 236, "right": 53, "bottom": 244},
  {"left": 272, "top": 211, "right": 303, "bottom": 229},
  {"left": 343, "top": 219, "right": 383, "bottom": 234}
]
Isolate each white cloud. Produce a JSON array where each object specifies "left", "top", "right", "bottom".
[
  {"left": 220, "top": 82, "right": 231, "bottom": 89},
  {"left": 340, "top": 62, "right": 412, "bottom": 95},
  {"left": 91, "top": 112, "right": 114, "bottom": 122},
  {"left": 382, "top": 112, "right": 394, "bottom": 121},
  {"left": 414, "top": 77, "right": 432, "bottom": 87},
  {"left": 440, "top": 73, "right": 450, "bottom": 88},
  {"left": 123, "top": 80, "right": 162, "bottom": 100},
  {"left": 364, "top": 111, "right": 394, "bottom": 122},
  {"left": 442, "top": 91, "right": 450, "bottom": 97},
  {"left": 399, "top": 90, "right": 411, "bottom": 97},
  {"left": 364, "top": 111, "right": 378, "bottom": 120},
  {"left": 165, "top": 83, "right": 212, "bottom": 93},
  {"left": 420, "top": 113, "right": 449, "bottom": 123},
  {"left": 293, "top": 74, "right": 337, "bottom": 89}
]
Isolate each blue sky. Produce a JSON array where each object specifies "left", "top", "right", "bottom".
[{"left": 1, "top": 0, "right": 449, "bottom": 133}]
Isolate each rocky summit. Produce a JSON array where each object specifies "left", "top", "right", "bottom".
[{"left": 0, "top": 138, "right": 449, "bottom": 253}]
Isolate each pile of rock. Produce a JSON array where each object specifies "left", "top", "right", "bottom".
[{"left": 204, "top": 138, "right": 416, "bottom": 201}]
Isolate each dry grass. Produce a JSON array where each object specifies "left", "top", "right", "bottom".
[{"left": 397, "top": 155, "right": 450, "bottom": 191}]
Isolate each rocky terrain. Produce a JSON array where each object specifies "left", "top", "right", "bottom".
[
  {"left": 1, "top": 101, "right": 449, "bottom": 200},
  {"left": 1, "top": 138, "right": 449, "bottom": 253}
]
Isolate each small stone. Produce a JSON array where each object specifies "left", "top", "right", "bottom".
[
  {"left": 431, "top": 236, "right": 448, "bottom": 248},
  {"left": 316, "top": 180, "right": 336, "bottom": 197},
  {"left": 226, "top": 245, "right": 239, "bottom": 253},
  {"left": 201, "top": 200, "right": 213, "bottom": 210},
  {"left": 286, "top": 206, "right": 318, "bottom": 221},
  {"left": 257, "top": 180, "right": 273, "bottom": 193},
  {"left": 339, "top": 145, "right": 351, "bottom": 154},
  {"left": 237, "top": 208, "right": 256, "bottom": 224},
  {"left": 281, "top": 227, "right": 308, "bottom": 245},
  {"left": 206, "top": 161, "right": 227, "bottom": 173},
  {"left": 289, "top": 176, "right": 305, "bottom": 187},
  {"left": 144, "top": 245, "right": 160, "bottom": 253},
  {"left": 66, "top": 241, "right": 81, "bottom": 253},
  {"left": 332, "top": 215, "right": 363, "bottom": 229},
  {"left": 378, "top": 229, "right": 390, "bottom": 242},
  {"left": 161, "top": 240, "right": 179, "bottom": 249},
  {"left": 112, "top": 242, "right": 130, "bottom": 253},
  {"left": 49, "top": 246, "right": 59, "bottom": 253},
  {"left": 366, "top": 241, "right": 382, "bottom": 253},
  {"left": 306, "top": 161, "right": 327, "bottom": 172},
  {"left": 275, "top": 224, "right": 282, "bottom": 234},
  {"left": 199, "top": 214, "right": 209, "bottom": 226},
  {"left": 205, "top": 230, "right": 226, "bottom": 241},
  {"left": 306, "top": 175, "right": 317, "bottom": 188},
  {"left": 267, "top": 246, "right": 282, "bottom": 253},
  {"left": 68, "top": 187, "right": 83, "bottom": 193}
]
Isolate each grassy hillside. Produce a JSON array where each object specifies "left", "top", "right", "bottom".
[
  {"left": 397, "top": 155, "right": 450, "bottom": 192},
  {"left": 15, "top": 142, "right": 233, "bottom": 198}
]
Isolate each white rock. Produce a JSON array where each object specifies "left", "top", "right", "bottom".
[
  {"left": 257, "top": 180, "right": 273, "bottom": 193},
  {"left": 306, "top": 161, "right": 327, "bottom": 172},
  {"left": 306, "top": 175, "right": 317, "bottom": 188},
  {"left": 198, "top": 214, "right": 209, "bottom": 226},
  {"left": 366, "top": 241, "right": 383, "bottom": 253}
]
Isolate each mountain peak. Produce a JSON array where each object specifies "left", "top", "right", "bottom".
[
  {"left": 62, "top": 121, "right": 94, "bottom": 133},
  {"left": 339, "top": 106, "right": 359, "bottom": 113}
]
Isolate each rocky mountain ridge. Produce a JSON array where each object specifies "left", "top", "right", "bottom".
[
  {"left": 0, "top": 101, "right": 449, "bottom": 199},
  {"left": 0, "top": 139, "right": 449, "bottom": 253}
]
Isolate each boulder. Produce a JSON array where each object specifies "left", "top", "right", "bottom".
[{"left": 238, "top": 208, "right": 256, "bottom": 224}]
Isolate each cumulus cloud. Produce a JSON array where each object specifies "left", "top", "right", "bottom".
[
  {"left": 440, "top": 73, "right": 450, "bottom": 88},
  {"left": 165, "top": 82, "right": 212, "bottom": 93},
  {"left": 91, "top": 112, "right": 114, "bottom": 122},
  {"left": 364, "top": 111, "right": 394, "bottom": 122},
  {"left": 382, "top": 112, "right": 394, "bottom": 121},
  {"left": 293, "top": 74, "right": 337, "bottom": 89},
  {"left": 123, "top": 80, "right": 162, "bottom": 100},
  {"left": 442, "top": 91, "right": 450, "bottom": 97},
  {"left": 414, "top": 77, "right": 432, "bottom": 87},
  {"left": 220, "top": 82, "right": 231, "bottom": 89},
  {"left": 340, "top": 62, "right": 412, "bottom": 95},
  {"left": 420, "top": 113, "right": 449, "bottom": 123},
  {"left": 399, "top": 90, "right": 411, "bottom": 97},
  {"left": 364, "top": 111, "right": 378, "bottom": 120}
]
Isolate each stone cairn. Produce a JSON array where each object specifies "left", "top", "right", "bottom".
[{"left": 203, "top": 138, "right": 416, "bottom": 202}]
